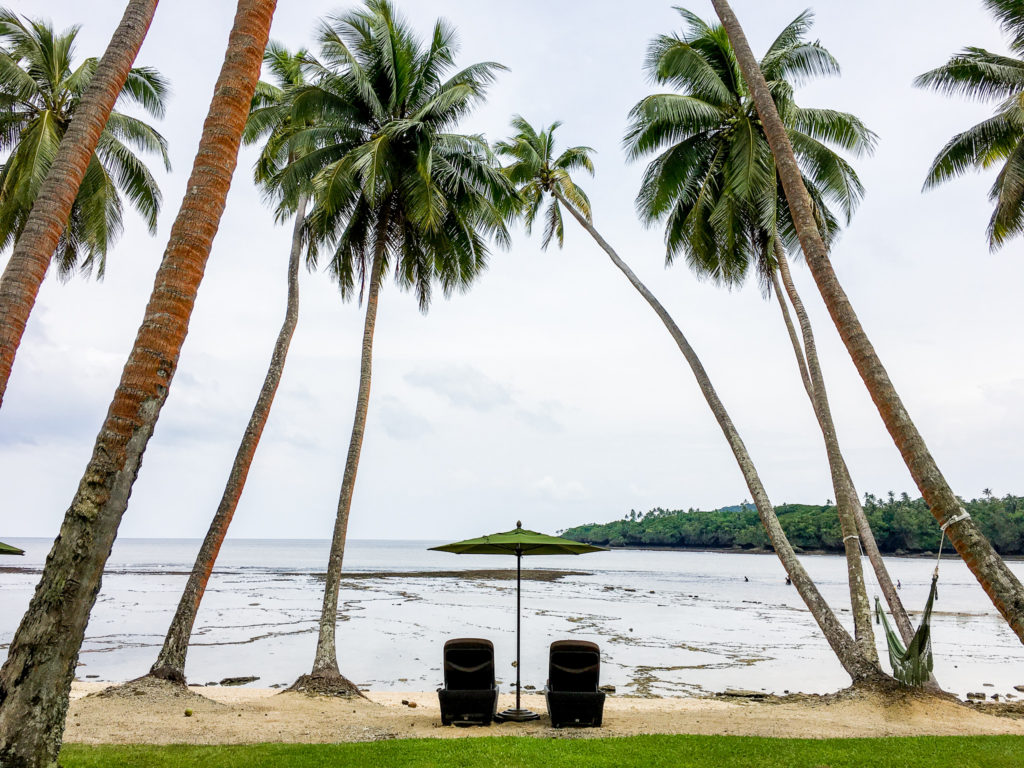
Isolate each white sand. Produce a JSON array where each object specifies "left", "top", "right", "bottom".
[{"left": 63, "top": 681, "right": 1024, "bottom": 744}]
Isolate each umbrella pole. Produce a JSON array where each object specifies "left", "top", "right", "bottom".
[
  {"left": 516, "top": 548, "right": 522, "bottom": 712},
  {"left": 498, "top": 544, "right": 538, "bottom": 722}
]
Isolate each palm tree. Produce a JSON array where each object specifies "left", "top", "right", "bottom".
[
  {"left": 710, "top": 0, "right": 1024, "bottom": 645},
  {"left": 279, "top": 0, "right": 513, "bottom": 693},
  {"left": 915, "top": 0, "right": 1024, "bottom": 248},
  {"left": 496, "top": 116, "right": 882, "bottom": 684},
  {"left": 624, "top": 9, "right": 899, "bottom": 662},
  {"left": 0, "top": 2, "right": 168, "bottom": 408},
  {"left": 148, "top": 41, "right": 313, "bottom": 686},
  {"left": 0, "top": 2, "right": 277, "bottom": 765}
]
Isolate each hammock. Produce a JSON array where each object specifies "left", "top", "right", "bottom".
[
  {"left": 874, "top": 573, "right": 937, "bottom": 686},
  {"left": 871, "top": 513, "right": 967, "bottom": 687}
]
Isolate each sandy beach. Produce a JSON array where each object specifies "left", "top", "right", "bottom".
[{"left": 64, "top": 681, "right": 1024, "bottom": 745}]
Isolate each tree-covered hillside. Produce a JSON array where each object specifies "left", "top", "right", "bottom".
[{"left": 562, "top": 492, "right": 1024, "bottom": 555}]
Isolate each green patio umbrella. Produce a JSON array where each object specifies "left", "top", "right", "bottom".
[
  {"left": 430, "top": 522, "right": 606, "bottom": 722},
  {"left": 0, "top": 540, "right": 24, "bottom": 556}
]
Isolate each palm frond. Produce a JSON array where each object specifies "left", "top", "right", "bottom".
[
  {"left": 988, "top": 136, "right": 1024, "bottom": 246},
  {"left": 789, "top": 106, "right": 877, "bottom": 156},
  {"left": 923, "top": 112, "right": 1021, "bottom": 188},
  {"left": 983, "top": 0, "right": 1024, "bottom": 52},
  {"left": 915, "top": 48, "right": 1024, "bottom": 102},
  {"left": 624, "top": 93, "right": 728, "bottom": 159},
  {"left": 118, "top": 66, "right": 169, "bottom": 118}
]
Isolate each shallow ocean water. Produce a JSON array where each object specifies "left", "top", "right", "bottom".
[{"left": 2, "top": 538, "right": 1022, "bottom": 698}]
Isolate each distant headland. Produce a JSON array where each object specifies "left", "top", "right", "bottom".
[{"left": 561, "top": 492, "right": 1024, "bottom": 556}]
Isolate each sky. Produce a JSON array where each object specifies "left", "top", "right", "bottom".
[{"left": 2, "top": 0, "right": 1022, "bottom": 542}]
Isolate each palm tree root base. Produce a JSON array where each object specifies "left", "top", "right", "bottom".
[
  {"left": 819, "top": 677, "right": 956, "bottom": 705},
  {"left": 286, "top": 672, "right": 365, "bottom": 698},
  {"left": 92, "top": 675, "right": 206, "bottom": 701},
  {"left": 714, "top": 677, "right": 955, "bottom": 707}
]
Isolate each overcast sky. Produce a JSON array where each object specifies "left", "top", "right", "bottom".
[{"left": 3, "top": 0, "right": 1022, "bottom": 541}]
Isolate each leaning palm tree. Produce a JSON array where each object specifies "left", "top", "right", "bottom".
[
  {"left": 916, "top": 0, "right": 1024, "bottom": 248},
  {"left": 710, "top": 0, "right": 1024, "bottom": 645},
  {"left": 496, "top": 116, "right": 883, "bottom": 684},
  {"left": 624, "top": 9, "right": 901, "bottom": 661},
  {"left": 0, "top": 3, "right": 168, "bottom": 408},
  {"left": 278, "top": 0, "right": 513, "bottom": 693},
  {"left": 148, "top": 41, "right": 314, "bottom": 686},
  {"left": 0, "top": 2, "right": 277, "bottom": 766}
]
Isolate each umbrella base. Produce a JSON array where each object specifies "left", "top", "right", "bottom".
[{"left": 497, "top": 708, "right": 540, "bottom": 722}]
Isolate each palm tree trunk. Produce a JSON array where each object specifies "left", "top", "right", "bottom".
[
  {"left": 149, "top": 193, "right": 307, "bottom": 684},
  {"left": 0, "top": 0, "right": 159, "bottom": 410},
  {"left": 712, "top": 0, "right": 1024, "bottom": 644},
  {"left": 308, "top": 244, "right": 385, "bottom": 687},
  {"left": 553, "top": 190, "right": 881, "bottom": 683},
  {"left": 768, "top": 243, "right": 877, "bottom": 665},
  {"left": 772, "top": 251, "right": 915, "bottom": 647},
  {"left": 0, "top": 3, "right": 276, "bottom": 766}
]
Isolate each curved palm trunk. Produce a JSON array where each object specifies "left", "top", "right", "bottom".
[
  {"left": 0, "top": 0, "right": 159, "bottom": 410},
  {"left": 771, "top": 253, "right": 915, "bottom": 647},
  {"left": 0, "top": 3, "right": 276, "bottom": 766},
  {"left": 712, "top": 0, "right": 1024, "bottom": 643},
  {"left": 308, "top": 247, "right": 385, "bottom": 686},
  {"left": 150, "top": 193, "right": 307, "bottom": 684},
  {"left": 768, "top": 244, "right": 877, "bottom": 666},
  {"left": 553, "top": 190, "right": 881, "bottom": 683}
]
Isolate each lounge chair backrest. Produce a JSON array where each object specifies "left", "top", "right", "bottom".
[
  {"left": 443, "top": 638, "right": 495, "bottom": 690},
  {"left": 548, "top": 640, "right": 600, "bottom": 692}
]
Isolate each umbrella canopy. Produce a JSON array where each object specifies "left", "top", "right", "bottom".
[
  {"left": 429, "top": 523, "right": 606, "bottom": 557},
  {"left": 430, "top": 522, "right": 606, "bottom": 722},
  {"left": 0, "top": 540, "right": 24, "bottom": 556}
]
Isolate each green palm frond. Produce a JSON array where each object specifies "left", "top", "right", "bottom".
[
  {"left": 789, "top": 130, "right": 863, "bottom": 221},
  {"left": 789, "top": 106, "right": 877, "bottom": 156},
  {"left": 988, "top": 137, "right": 1024, "bottom": 246},
  {"left": 0, "top": 50, "right": 38, "bottom": 101},
  {"left": 760, "top": 12, "right": 840, "bottom": 86},
  {"left": 541, "top": 198, "right": 564, "bottom": 249},
  {"left": 95, "top": 130, "right": 161, "bottom": 232},
  {"left": 62, "top": 155, "right": 120, "bottom": 279},
  {"left": 282, "top": 0, "right": 511, "bottom": 309},
  {"left": 555, "top": 146, "right": 595, "bottom": 175},
  {"left": 915, "top": 48, "right": 1024, "bottom": 101},
  {"left": 627, "top": 6, "right": 869, "bottom": 290},
  {"left": 645, "top": 35, "right": 734, "bottom": 107},
  {"left": 924, "top": 112, "right": 1022, "bottom": 189},
  {"left": 103, "top": 112, "right": 170, "bottom": 170},
  {"left": 624, "top": 93, "right": 728, "bottom": 159},
  {"left": 917, "top": 2, "right": 1024, "bottom": 247},
  {"left": 983, "top": 0, "right": 1024, "bottom": 53},
  {"left": 635, "top": 135, "right": 720, "bottom": 223},
  {"left": 761, "top": 9, "right": 816, "bottom": 59},
  {"left": 118, "top": 66, "right": 169, "bottom": 118},
  {"left": 0, "top": 8, "right": 168, "bottom": 274},
  {"left": 496, "top": 116, "right": 598, "bottom": 250}
]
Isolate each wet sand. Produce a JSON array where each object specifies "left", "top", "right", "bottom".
[
  {"left": 8, "top": 544, "right": 1024, "bottom": 699},
  {"left": 64, "top": 681, "right": 1024, "bottom": 744}
]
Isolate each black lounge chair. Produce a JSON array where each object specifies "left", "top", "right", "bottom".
[
  {"left": 544, "top": 640, "right": 605, "bottom": 728},
  {"left": 437, "top": 638, "right": 499, "bottom": 726}
]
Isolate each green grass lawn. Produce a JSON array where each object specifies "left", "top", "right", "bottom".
[{"left": 61, "top": 735, "right": 1024, "bottom": 768}]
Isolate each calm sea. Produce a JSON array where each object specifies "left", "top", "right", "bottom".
[{"left": 2, "top": 538, "right": 1022, "bottom": 698}]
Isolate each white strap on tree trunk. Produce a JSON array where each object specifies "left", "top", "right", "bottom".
[{"left": 940, "top": 509, "right": 971, "bottom": 532}]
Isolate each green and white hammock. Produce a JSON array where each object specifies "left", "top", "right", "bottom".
[
  {"left": 874, "top": 572, "right": 937, "bottom": 686},
  {"left": 873, "top": 521, "right": 961, "bottom": 687}
]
